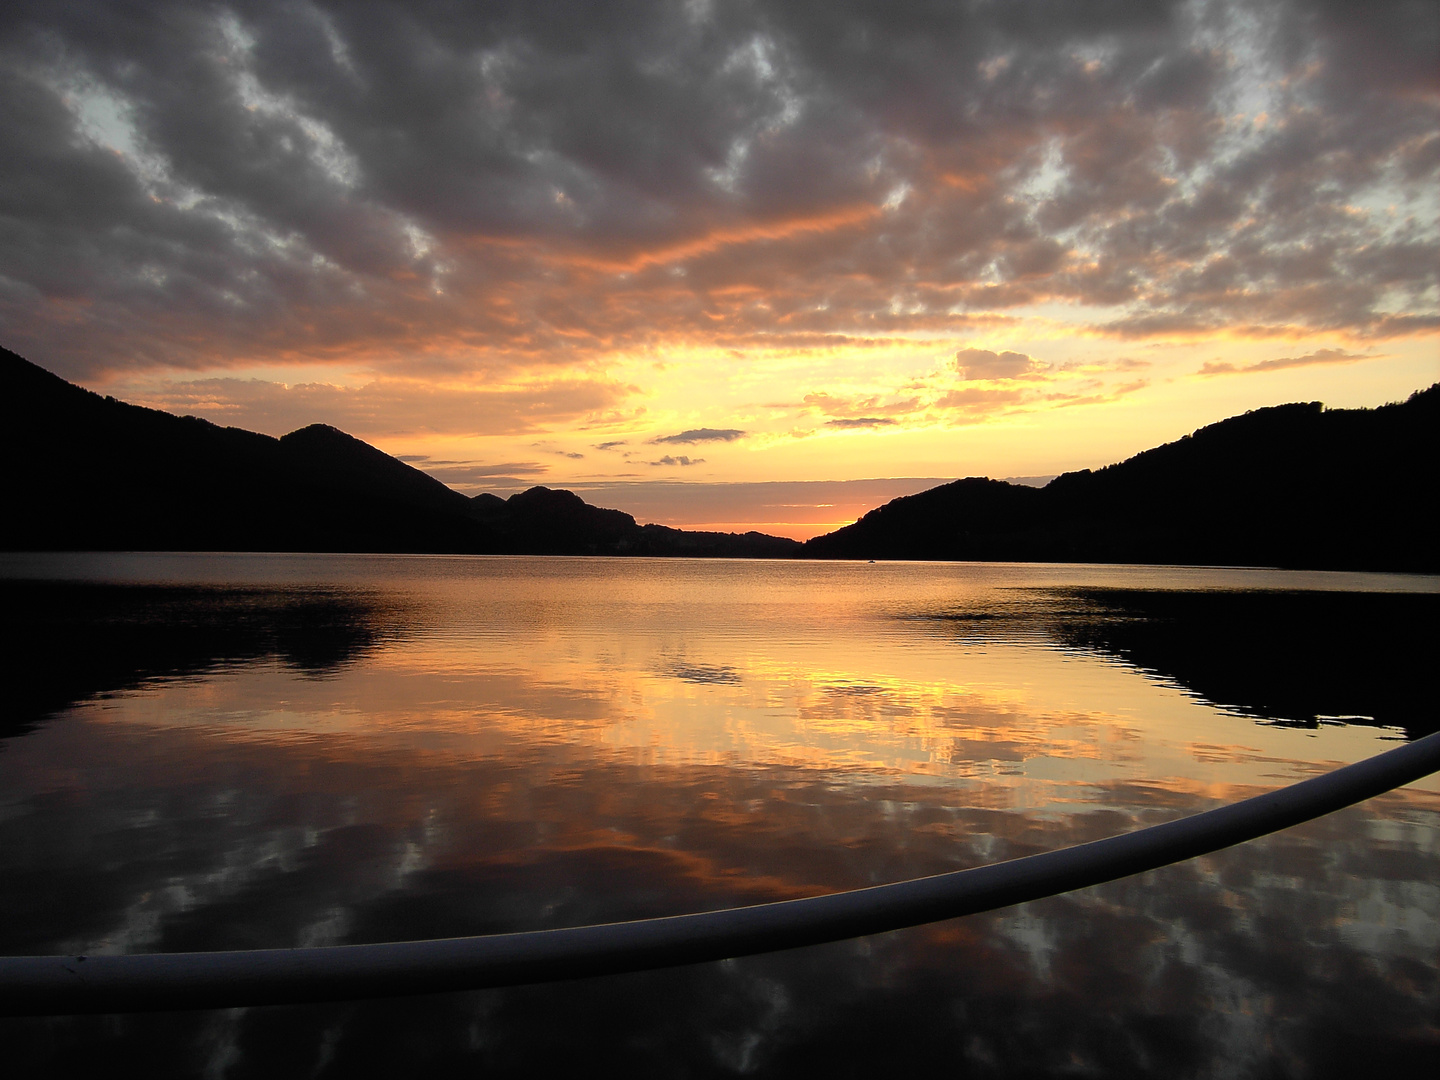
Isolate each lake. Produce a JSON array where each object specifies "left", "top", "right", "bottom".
[{"left": 2, "top": 554, "right": 1437, "bottom": 1077}]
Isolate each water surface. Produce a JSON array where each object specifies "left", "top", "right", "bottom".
[{"left": 2, "top": 555, "right": 1437, "bottom": 1077}]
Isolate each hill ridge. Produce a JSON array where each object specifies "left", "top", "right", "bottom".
[
  {"left": 4, "top": 346, "right": 1431, "bottom": 570},
  {"left": 0, "top": 347, "right": 798, "bottom": 557},
  {"left": 803, "top": 385, "right": 1437, "bottom": 572}
]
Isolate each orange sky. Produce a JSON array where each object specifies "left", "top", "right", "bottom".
[{"left": 1, "top": 1, "right": 1435, "bottom": 537}]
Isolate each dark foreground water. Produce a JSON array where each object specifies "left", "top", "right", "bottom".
[{"left": 2, "top": 554, "right": 1437, "bottom": 1078}]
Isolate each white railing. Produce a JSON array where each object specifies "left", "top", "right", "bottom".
[{"left": 4, "top": 730, "right": 1437, "bottom": 1015}]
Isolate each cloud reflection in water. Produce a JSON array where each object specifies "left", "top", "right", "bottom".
[{"left": 1, "top": 556, "right": 1436, "bottom": 1076}]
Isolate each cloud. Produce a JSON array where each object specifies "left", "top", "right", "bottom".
[
  {"left": 934, "top": 387, "right": 1029, "bottom": 411},
  {"left": 1002, "top": 475, "right": 1057, "bottom": 488},
  {"left": 0, "top": 0, "right": 1433, "bottom": 388},
  {"left": 649, "top": 455, "right": 705, "bottom": 467},
  {"left": 593, "top": 440, "right": 629, "bottom": 451},
  {"left": 955, "top": 349, "right": 1043, "bottom": 381},
  {"left": 1054, "top": 355, "right": 1151, "bottom": 376},
  {"left": 798, "top": 361, "right": 1151, "bottom": 431},
  {"left": 1198, "top": 348, "right": 1378, "bottom": 377},
  {"left": 124, "top": 375, "right": 633, "bottom": 438},
  {"left": 565, "top": 478, "right": 954, "bottom": 530},
  {"left": 396, "top": 457, "right": 549, "bottom": 494},
  {"left": 651, "top": 428, "right": 746, "bottom": 445},
  {"left": 1046, "top": 379, "right": 1150, "bottom": 408},
  {"left": 803, "top": 393, "right": 920, "bottom": 420}
]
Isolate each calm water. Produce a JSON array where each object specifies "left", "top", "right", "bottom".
[{"left": 2, "top": 554, "right": 1437, "bottom": 1077}]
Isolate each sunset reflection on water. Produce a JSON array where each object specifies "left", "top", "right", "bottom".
[{"left": 2, "top": 554, "right": 1437, "bottom": 1077}]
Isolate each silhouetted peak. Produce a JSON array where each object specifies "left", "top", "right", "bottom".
[
  {"left": 278, "top": 423, "right": 445, "bottom": 483},
  {"left": 1253, "top": 401, "right": 1322, "bottom": 417},
  {"left": 859, "top": 475, "right": 1032, "bottom": 517},
  {"left": 1160, "top": 401, "right": 1322, "bottom": 446},
  {"left": 507, "top": 486, "right": 589, "bottom": 512},
  {"left": 1402, "top": 383, "right": 1440, "bottom": 410},
  {"left": 2, "top": 345, "right": 71, "bottom": 387},
  {"left": 3, "top": 346, "right": 113, "bottom": 413},
  {"left": 280, "top": 423, "right": 367, "bottom": 448},
  {"left": 806, "top": 384, "right": 1436, "bottom": 571},
  {"left": 501, "top": 487, "right": 641, "bottom": 537},
  {"left": 2, "top": 349, "right": 795, "bottom": 557}
]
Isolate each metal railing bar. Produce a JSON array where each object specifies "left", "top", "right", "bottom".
[{"left": 3, "top": 730, "right": 1437, "bottom": 1015}]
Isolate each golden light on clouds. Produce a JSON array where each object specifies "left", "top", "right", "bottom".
[{"left": 0, "top": 0, "right": 1434, "bottom": 534}]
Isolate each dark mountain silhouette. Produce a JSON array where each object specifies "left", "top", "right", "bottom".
[
  {"left": 2, "top": 346, "right": 480, "bottom": 551},
  {"left": 0, "top": 346, "right": 798, "bottom": 556},
  {"left": 469, "top": 486, "right": 799, "bottom": 557},
  {"left": 5, "top": 345, "right": 1431, "bottom": 569},
  {"left": 804, "top": 386, "right": 1438, "bottom": 572}
]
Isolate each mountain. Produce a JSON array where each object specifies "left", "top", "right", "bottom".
[
  {"left": 0, "top": 347, "right": 799, "bottom": 557},
  {"left": 2, "top": 347, "right": 485, "bottom": 552},
  {"left": 804, "top": 386, "right": 1439, "bottom": 573},
  {"left": 469, "top": 486, "right": 800, "bottom": 557},
  {"left": 7, "top": 345, "right": 1430, "bottom": 569}
]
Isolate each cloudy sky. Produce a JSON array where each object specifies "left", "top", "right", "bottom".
[{"left": 2, "top": 0, "right": 1436, "bottom": 536}]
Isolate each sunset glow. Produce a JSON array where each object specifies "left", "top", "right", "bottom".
[{"left": 2, "top": 1, "right": 1435, "bottom": 535}]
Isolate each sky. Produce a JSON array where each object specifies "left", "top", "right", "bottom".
[{"left": 1, "top": 0, "right": 1436, "bottom": 538}]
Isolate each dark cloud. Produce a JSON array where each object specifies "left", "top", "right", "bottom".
[
  {"left": 649, "top": 454, "right": 704, "bottom": 466},
  {"left": 824, "top": 417, "right": 897, "bottom": 429},
  {"left": 652, "top": 427, "right": 746, "bottom": 445},
  {"left": 0, "top": 0, "right": 1434, "bottom": 382}
]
